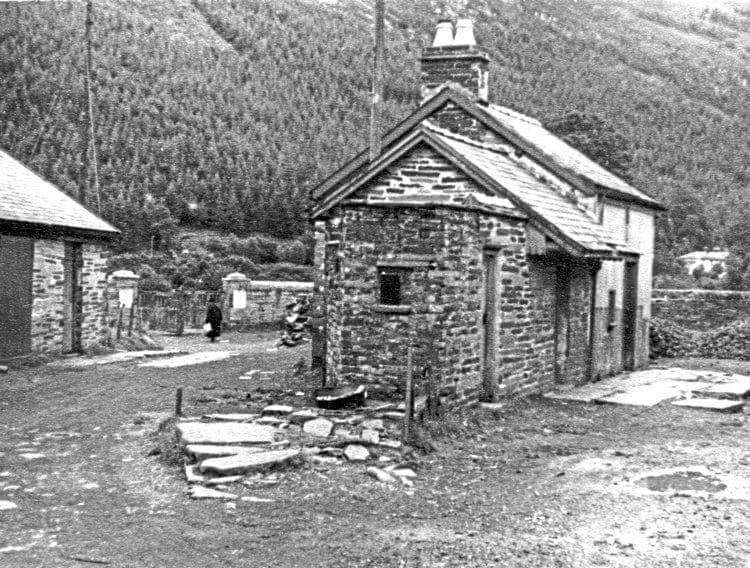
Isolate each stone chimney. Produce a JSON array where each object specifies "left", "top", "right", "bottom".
[{"left": 420, "top": 18, "right": 490, "bottom": 103}]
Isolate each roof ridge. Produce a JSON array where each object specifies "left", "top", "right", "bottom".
[
  {"left": 422, "top": 120, "right": 511, "bottom": 155},
  {"left": 486, "top": 103, "right": 542, "bottom": 127}
]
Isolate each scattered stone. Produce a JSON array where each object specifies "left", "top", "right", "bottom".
[
  {"left": 82, "top": 482, "right": 99, "bottom": 490},
  {"left": 185, "top": 444, "right": 266, "bottom": 460},
  {"left": 319, "top": 447, "right": 344, "bottom": 457},
  {"left": 303, "top": 418, "right": 334, "bottom": 438},
  {"left": 311, "top": 455, "right": 340, "bottom": 465},
  {"left": 262, "top": 405, "right": 294, "bottom": 416},
  {"left": 205, "top": 475, "right": 243, "bottom": 486},
  {"left": 378, "top": 439, "right": 402, "bottom": 449},
  {"left": 18, "top": 453, "right": 45, "bottom": 461},
  {"left": 381, "top": 411, "right": 405, "bottom": 421},
  {"left": 335, "top": 427, "right": 353, "bottom": 438},
  {"left": 0, "top": 500, "right": 17, "bottom": 511},
  {"left": 255, "top": 416, "right": 285, "bottom": 425},
  {"left": 301, "top": 447, "right": 321, "bottom": 457},
  {"left": 177, "top": 422, "right": 275, "bottom": 445},
  {"left": 188, "top": 486, "right": 237, "bottom": 500},
  {"left": 361, "top": 418, "right": 384, "bottom": 430},
  {"left": 366, "top": 466, "right": 396, "bottom": 484},
  {"left": 360, "top": 429, "right": 380, "bottom": 444},
  {"left": 199, "top": 449, "right": 300, "bottom": 475},
  {"left": 0, "top": 366, "right": 8, "bottom": 374},
  {"left": 672, "top": 399, "right": 744, "bottom": 412},
  {"left": 389, "top": 468, "right": 417, "bottom": 479},
  {"left": 204, "top": 413, "right": 257, "bottom": 422},
  {"left": 241, "top": 496, "right": 275, "bottom": 503},
  {"left": 344, "top": 444, "right": 370, "bottom": 462},
  {"left": 140, "top": 351, "right": 236, "bottom": 368},
  {"left": 185, "top": 465, "right": 205, "bottom": 483}
]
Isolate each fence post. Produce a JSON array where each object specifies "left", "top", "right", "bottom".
[{"left": 403, "top": 346, "right": 414, "bottom": 444}]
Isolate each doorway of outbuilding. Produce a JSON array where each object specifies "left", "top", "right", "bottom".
[
  {"left": 622, "top": 261, "right": 638, "bottom": 371},
  {"left": 63, "top": 241, "right": 83, "bottom": 353}
]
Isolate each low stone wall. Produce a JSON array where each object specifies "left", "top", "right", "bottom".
[
  {"left": 651, "top": 289, "right": 750, "bottom": 331},
  {"left": 224, "top": 280, "right": 313, "bottom": 328}
]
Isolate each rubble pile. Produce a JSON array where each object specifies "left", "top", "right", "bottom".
[
  {"left": 176, "top": 402, "right": 419, "bottom": 499},
  {"left": 278, "top": 295, "right": 310, "bottom": 348}
]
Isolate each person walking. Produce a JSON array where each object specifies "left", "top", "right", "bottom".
[{"left": 204, "top": 298, "right": 223, "bottom": 342}]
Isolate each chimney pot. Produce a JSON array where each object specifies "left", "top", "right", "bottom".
[
  {"left": 452, "top": 19, "right": 476, "bottom": 46},
  {"left": 432, "top": 19, "right": 454, "bottom": 47}
]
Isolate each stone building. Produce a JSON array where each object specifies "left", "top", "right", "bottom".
[
  {"left": 0, "top": 149, "right": 119, "bottom": 360},
  {"left": 310, "top": 19, "right": 665, "bottom": 401}
]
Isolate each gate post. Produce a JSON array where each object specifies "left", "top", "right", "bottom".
[
  {"left": 107, "top": 270, "right": 139, "bottom": 343},
  {"left": 221, "top": 272, "right": 250, "bottom": 331}
]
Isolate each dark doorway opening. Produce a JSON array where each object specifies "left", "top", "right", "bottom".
[
  {"left": 481, "top": 250, "right": 498, "bottom": 400},
  {"left": 64, "top": 242, "right": 84, "bottom": 353},
  {"left": 622, "top": 261, "right": 638, "bottom": 370}
]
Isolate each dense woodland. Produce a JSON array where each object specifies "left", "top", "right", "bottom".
[{"left": 1, "top": 0, "right": 749, "bottom": 287}]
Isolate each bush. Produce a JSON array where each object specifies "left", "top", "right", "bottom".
[{"left": 694, "top": 320, "right": 750, "bottom": 360}]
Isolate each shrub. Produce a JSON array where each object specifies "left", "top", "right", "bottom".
[{"left": 649, "top": 317, "right": 697, "bottom": 359}]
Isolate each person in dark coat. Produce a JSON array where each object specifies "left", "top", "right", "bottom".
[{"left": 205, "top": 299, "right": 223, "bottom": 342}]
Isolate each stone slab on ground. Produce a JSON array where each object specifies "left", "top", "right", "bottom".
[
  {"left": 185, "top": 465, "right": 205, "bottom": 483},
  {"left": 303, "top": 418, "right": 334, "bottom": 437},
  {"left": 188, "top": 486, "right": 237, "bottom": 499},
  {"left": 0, "top": 500, "right": 17, "bottom": 511},
  {"left": 544, "top": 382, "right": 620, "bottom": 403},
  {"left": 597, "top": 385, "right": 681, "bottom": 407},
  {"left": 262, "top": 405, "right": 294, "bottom": 416},
  {"left": 203, "top": 413, "right": 258, "bottom": 422},
  {"left": 672, "top": 398, "right": 744, "bottom": 412},
  {"left": 140, "top": 351, "right": 236, "bottom": 368},
  {"left": 199, "top": 449, "right": 300, "bottom": 475},
  {"left": 177, "top": 422, "right": 275, "bottom": 445},
  {"left": 185, "top": 444, "right": 267, "bottom": 460},
  {"left": 697, "top": 376, "right": 750, "bottom": 398},
  {"left": 205, "top": 475, "right": 243, "bottom": 486}
]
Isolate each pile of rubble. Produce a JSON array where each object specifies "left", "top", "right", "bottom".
[
  {"left": 176, "top": 403, "right": 418, "bottom": 499},
  {"left": 278, "top": 296, "right": 310, "bottom": 348}
]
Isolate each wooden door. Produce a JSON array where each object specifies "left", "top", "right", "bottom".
[
  {"left": 482, "top": 251, "right": 498, "bottom": 399},
  {"left": 622, "top": 261, "right": 638, "bottom": 371},
  {"left": 0, "top": 235, "right": 34, "bottom": 359}
]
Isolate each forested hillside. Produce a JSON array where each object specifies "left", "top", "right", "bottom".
[{"left": 1, "top": 0, "right": 748, "bottom": 274}]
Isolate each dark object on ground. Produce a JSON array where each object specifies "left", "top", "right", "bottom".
[
  {"left": 280, "top": 295, "right": 310, "bottom": 347},
  {"left": 314, "top": 384, "right": 367, "bottom": 409}
]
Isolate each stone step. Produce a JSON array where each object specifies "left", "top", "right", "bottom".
[
  {"left": 672, "top": 398, "right": 744, "bottom": 412},
  {"left": 177, "top": 422, "right": 275, "bottom": 445},
  {"left": 185, "top": 444, "right": 267, "bottom": 460},
  {"left": 199, "top": 449, "right": 301, "bottom": 476}
]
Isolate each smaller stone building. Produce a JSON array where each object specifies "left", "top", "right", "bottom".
[
  {"left": 310, "top": 19, "right": 666, "bottom": 402},
  {"left": 0, "top": 149, "right": 119, "bottom": 360}
]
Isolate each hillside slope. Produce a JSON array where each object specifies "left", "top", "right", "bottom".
[{"left": 0, "top": 0, "right": 748, "bottom": 263}]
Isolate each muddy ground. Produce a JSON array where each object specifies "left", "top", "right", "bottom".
[{"left": 1, "top": 331, "right": 749, "bottom": 567}]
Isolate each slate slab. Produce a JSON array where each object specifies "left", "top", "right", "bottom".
[
  {"left": 262, "top": 405, "right": 294, "bottom": 416},
  {"left": 140, "top": 351, "right": 235, "bottom": 368},
  {"left": 303, "top": 418, "right": 334, "bottom": 437},
  {"left": 672, "top": 398, "right": 744, "bottom": 412},
  {"left": 188, "top": 486, "right": 237, "bottom": 500},
  {"left": 204, "top": 413, "right": 258, "bottom": 422},
  {"left": 199, "top": 449, "right": 300, "bottom": 475},
  {"left": 0, "top": 500, "right": 17, "bottom": 511},
  {"left": 597, "top": 385, "right": 680, "bottom": 407},
  {"left": 184, "top": 465, "right": 205, "bottom": 483},
  {"left": 185, "top": 444, "right": 266, "bottom": 460},
  {"left": 289, "top": 410, "right": 319, "bottom": 425},
  {"left": 697, "top": 377, "right": 750, "bottom": 399},
  {"left": 177, "top": 422, "right": 275, "bottom": 445}
]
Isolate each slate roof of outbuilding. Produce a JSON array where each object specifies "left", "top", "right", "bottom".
[
  {"left": 424, "top": 127, "right": 631, "bottom": 255},
  {"left": 479, "top": 104, "right": 659, "bottom": 206},
  {"left": 0, "top": 149, "right": 118, "bottom": 237}
]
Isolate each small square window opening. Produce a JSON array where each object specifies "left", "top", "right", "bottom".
[{"left": 607, "top": 289, "right": 617, "bottom": 329}]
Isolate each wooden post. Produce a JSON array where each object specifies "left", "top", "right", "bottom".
[
  {"left": 403, "top": 346, "right": 413, "bottom": 444},
  {"left": 175, "top": 386, "right": 183, "bottom": 417}
]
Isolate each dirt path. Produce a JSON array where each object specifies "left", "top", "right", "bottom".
[{"left": 1, "top": 341, "right": 750, "bottom": 567}]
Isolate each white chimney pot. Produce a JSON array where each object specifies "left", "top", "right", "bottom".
[
  {"left": 453, "top": 19, "right": 476, "bottom": 46},
  {"left": 432, "top": 20, "right": 454, "bottom": 47}
]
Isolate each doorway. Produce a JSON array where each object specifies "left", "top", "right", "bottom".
[
  {"left": 481, "top": 250, "right": 498, "bottom": 399},
  {"left": 63, "top": 242, "right": 83, "bottom": 353},
  {"left": 622, "top": 261, "right": 639, "bottom": 371},
  {"left": 554, "top": 264, "right": 571, "bottom": 383}
]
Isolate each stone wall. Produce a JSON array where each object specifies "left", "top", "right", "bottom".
[
  {"left": 31, "top": 239, "right": 109, "bottom": 354},
  {"left": 223, "top": 280, "right": 313, "bottom": 328},
  {"left": 31, "top": 239, "right": 65, "bottom": 352},
  {"left": 651, "top": 289, "right": 750, "bottom": 331}
]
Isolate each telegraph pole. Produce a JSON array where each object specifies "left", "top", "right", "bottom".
[{"left": 368, "top": 0, "right": 385, "bottom": 163}]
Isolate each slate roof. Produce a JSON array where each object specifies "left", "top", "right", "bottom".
[
  {"left": 480, "top": 104, "right": 660, "bottom": 207},
  {"left": 426, "top": 128, "right": 630, "bottom": 255},
  {"left": 0, "top": 149, "right": 118, "bottom": 238}
]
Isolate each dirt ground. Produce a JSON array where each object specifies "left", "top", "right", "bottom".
[{"left": 1, "top": 331, "right": 750, "bottom": 567}]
